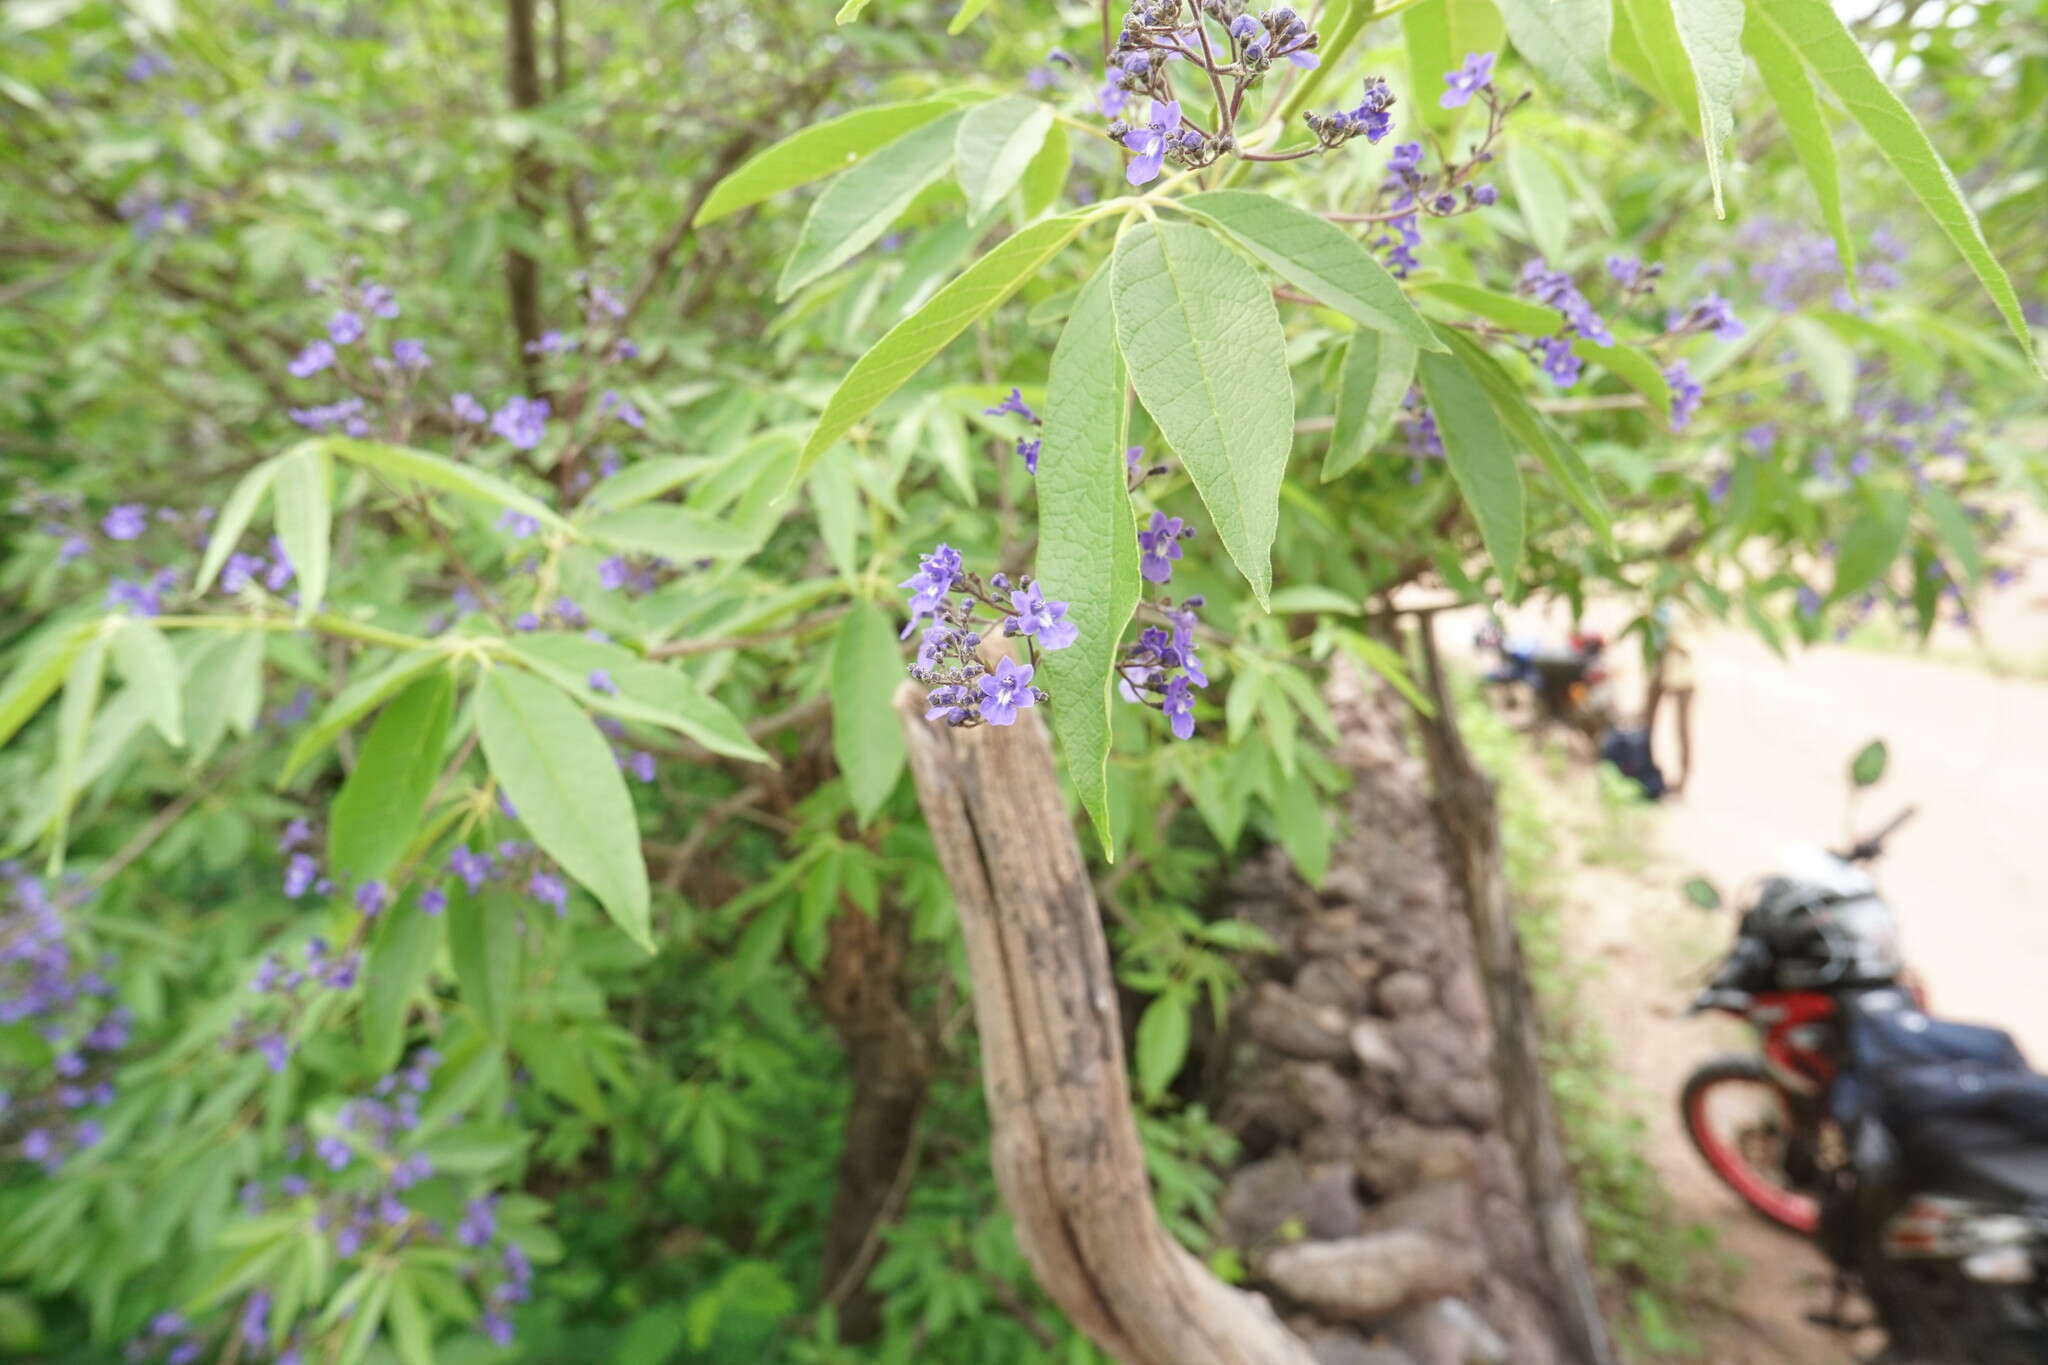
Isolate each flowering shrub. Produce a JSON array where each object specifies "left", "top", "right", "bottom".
[{"left": 0, "top": 0, "right": 2040, "bottom": 1360}]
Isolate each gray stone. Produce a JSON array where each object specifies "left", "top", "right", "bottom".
[
  {"left": 1260, "top": 1230, "right": 1481, "bottom": 1323},
  {"left": 1376, "top": 969, "right": 1435, "bottom": 1017},
  {"left": 1245, "top": 983, "right": 1353, "bottom": 1061},
  {"left": 1221, "top": 1153, "right": 1365, "bottom": 1247},
  {"left": 1299, "top": 1325, "right": 1422, "bottom": 1365},
  {"left": 1348, "top": 1019, "right": 1407, "bottom": 1077}
]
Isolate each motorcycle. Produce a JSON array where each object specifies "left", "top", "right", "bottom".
[
  {"left": 1681, "top": 808, "right": 2048, "bottom": 1361},
  {"left": 1475, "top": 625, "right": 1614, "bottom": 741}
]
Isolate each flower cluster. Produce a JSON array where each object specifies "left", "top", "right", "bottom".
[
  {"left": 1, "top": 864, "right": 128, "bottom": 1175},
  {"left": 1116, "top": 597, "right": 1209, "bottom": 740},
  {"left": 1304, "top": 76, "right": 1396, "bottom": 149},
  {"left": 442, "top": 840, "right": 578, "bottom": 918},
  {"left": 1358, "top": 57, "right": 1515, "bottom": 279},
  {"left": 902, "top": 546, "right": 1077, "bottom": 727},
  {"left": 983, "top": 387, "right": 1043, "bottom": 474}
]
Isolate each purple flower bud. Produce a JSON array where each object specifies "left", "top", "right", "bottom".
[
  {"left": 1440, "top": 51, "right": 1495, "bottom": 109},
  {"left": 328, "top": 311, "right": 365, "bottom": 345},
  {"left": 391, "top": 338, "right": 430, "bottom": 370},
  {"left": 288, "top": 339, "right": 336, "bottom": 378},
  {"left": 353, "top": 882, "right": 388, "bottom": 916},
  {"left": 418, "top": 885, "right": 447, "bottom": 915},
  {"left": 102, "top": 504, "right": 150, "bottom": 541}
]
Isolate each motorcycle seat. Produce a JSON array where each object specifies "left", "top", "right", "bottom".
[{"left": 1906, "top": 1124, "right": 2048, "bottom": 1203}]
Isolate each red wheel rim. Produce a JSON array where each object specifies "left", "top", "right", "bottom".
[{"left": 1687, "top": 1076, "right": 1821, "bottom": 1234}]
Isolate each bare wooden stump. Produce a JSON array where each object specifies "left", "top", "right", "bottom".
[{"left": 894, "top": 683, "right": 1317, "bottom": 1365}]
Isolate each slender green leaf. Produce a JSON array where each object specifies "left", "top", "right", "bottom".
[
  {"left": 47, "top": 629, "right": 111, "bottom": 866},
  {"left": 1743, "top": 3, "right": 1855, "bottom": 289},
  {"left": 1747, "top": 0, "right": 2035, "bottom": 365},
  {"left": 1615, "top": 0, "right": 1701, "bottom": 117},
  {"left": 449, "top": 893, "right": 519, "bottom": 1040},
  {"left": 1786, "top": 315, "right": 1855, "bottom": 421},
  {"left": 1920, "top": 485, "right": 1983, "bottom": 584},
  {"left": 1268, "top": 770, "right": 1330, "bottom": 885},
  {"left": 1325, "top": 329, "right": 1418, "bottom": 480},
  {"left": 1506, "top": 146, "right": 1571, "bottom": 262},
  {"left": 110, "top": 616, "right": 183, "bottom": 748},
  {"left": 280, "top": 650, "right": 445, "bottom": 785},
  {"left": 1134, "top": 989, "right": 1192, "bottom": 1100},
  {"left": 1035, "top": 265, "right": 1138, "bottom": 860},
  {"left": 1573, "top": 339, "right": 1672, "bottom": 418},
  {"left": 698, "top": 98, "right": 960, "bottom": 226},
  {"left": 1414, "top": 280, "right": 1560, "bottom": 335},
  {"left": 327, "top": 672, "right": 454, "bottom": 887},
  {"left": 581, "top": 503, "right": 762, "bottom": 561},
  {"left": 777, "top": 112, "right": 964, "bottom": 301},
  {"left": 194, "top": 459, "right": 281, "bottom": 594},
  {"left": 1019, "top": 118, "right": 1070, "bottom": 219},
  {"left": 954, "top": 97, "right": 1054, "bottom": 219},
  {"left": 1417, "top": 347, "right": 1526, "bottom": 581},
  {"left": 1497, "top": 0, "right": 1615, "bottom": 106},
  {"left": 1111, "top": 220, "right": 1294, "bottom": 607},
  {"left": 1404, "top": 0, "right": 1506, "bottom": 132},
  {"left": 828, "top": 603, "right": 907, "bottom": 825},
  {"left": 1670, "top": 0, "right": 1745, "bottom": 213},
  {"left": 1444, "top": 331, "right": 1610, "bottom": 538},
  {"left": 834, "top": 0, "right": 870, "bottom": 20},
  {"left": 1175, "top": 191, "right": 1442, "bottom": 350},
  {"left": 386, "top": 1273, "right": 434, "bottom": 1365},
  {"left": 477, "top": 668, "right": 652, "bottom": 950},
  {"left": 807, "top": 457, "right": 862, "bottom": 582},
  {"left": 0, "top": 618, "right": 97, "bottom": 751},
  {"left": 327, "top": 437, "right": 571, "bottom": 534},
  {"left": 801, "top": 212, "right": 1088, "bottom": 471},
  {"left": 505, "top": 634, "right": 769, "bottom": 763},
  {"left": 1332, "top": 629, "right": 1435, "bottom": 716},
  {"left": 946, "top": 0, "right": 990, "bottom": 32},
  {"left": 362, "top": 896, "right": 443, "bottom": 1071},
  {"left": 1829, "top": 489, "right": 1909, "bottom": 602},
  {"left": 272, "top": 447, "right": 332, "bottom": 624}
]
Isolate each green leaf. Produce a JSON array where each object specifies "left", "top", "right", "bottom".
[
  {"left": 181, "top": 632, "right": 248, "bottom": 763},
  {"left": 326, "top": 437, "right": 571, "bottom": 535},
  {"left": 1746, "top": 0, "right": 2036, "bottom": 366},
  {"left": 1829, "top": 490, "right": 1909, "bottom": 602},
  {"left": 1920, "top": 485, "right": 1984, "bottom": 585},
  {"left": 1268, "top": 771, "right": 1330, "bottom": 886},
  {"left": 386, "top": 1272, "right": 434, "bottom": 1365},
  {"left": 1333, "top": 630, "right": 1434, "bottom": 718},
  {"left": 1681, "top": 875, "right": 1722, "bottom": 909},
  {"left": 945, "top": 0, "right": 990, "bottom": 32},
  {"left": 280, "top": 650, "right": 445, "bottom": 785},
  {"left": 505, "top": 634, "right": 769, "bottom": 763},
  {"left": 801, "top": 212, "right": 1088, "bottom": 471},
  {"left": 1444, "top": 333, "right": 1610, "bottom": 538},
  {"left": 581, "top": 504, "right": 762, "bottom": 561},
  {"left": 1416, "top": 348, "right": 1526, "bottom": 581},
  {"left": 1615, "top": 0, "right": 1702, "bottom": 119},
  {"left": 1111, "top": 220, "right": 1294, "bottom": 607},
  {"left": 48, "top": 628, "right": 111, "bottom": 866},
  {"left": 1506, "top": 146, "right": 1572, "bottom": 263},
  {"left": 1669, "top": 0, "right": 1745, "bottom": 214},
  {"left": 1785, "top": 315, "right": 1856, "bottom": 423},
  {"left": 1850, "top": 738, "right": 1888, "bottom": 788},
  {"left": 0, "top": 619, "right": 96, "bottom": 751},
  {"left": 1175, "top": 191, "right": 1442, "bottom": 351},
  {"left": 1019, "top": 118, "right": 1070, "bottom": 219},
  {"left": 578, "top": 456, "right": 716, "bottom": 515},
  {"left": 1573, "top": 339, "right": 1672, "bottom": 420},
  {"left": 1404, "top": 0, "right": 1506, "bottom": 132},
  {"left": 327, "top": 672, "right": 454, "bottom": 888},
  {"left": 834, "top": 0, "right": 871, "bottom": 20},
  {"left": 476, "top": 668, "right": 652, "bottom": 952},
  {"left": 1134, "top": 989, "right": 1192, "bottom": 1101},
  {"left": 1497, "top": 0, "right": 1616, "bottom": 106},
  {"left": 1325, "top": 329, "right": 1418, "bottom": 480},
  {"left": 807, "top": 457, "right": 862, "bottom": 583},
  {"left": 699, "top": 98, "right": 960, "bottom": 225},
  {"left": 828, "top": 602, "right": 907, "bottom": 826},
  {"left": 954, "top": 97, "right": 1054, "bottom": 219},
  {"left": 1743, "top": 5, "right": 1855, "bottom": 290},
  {"left": 448, "top": 894, "right": 519, "bottom": 1040},
  {"left": 1414, "top": 280, "right": 1560, "bottom": 336},
  {"left": 110, "top": 616, "right": 183, "bottom": 748},
  {"left": 1035, "top": 265, "right": 1139, "bottom": 860},
  {"left": 777, "top": 112, "right": 964, "bottom": 302},
  {"left": 362, "top": 894, "right": 443, "bottom": 1071},
  {"left": 272, "top": 446, "right": 332, "bottom": 625},
  {"left": 1268, "top": 586, "right": 1361, "bottom": 615},
  {"left": 194, "top": 459, "right": 281, "bottom": 594}
]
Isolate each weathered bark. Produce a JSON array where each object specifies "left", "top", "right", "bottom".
[
  {"left": 1413, "top": 618, "right": 1615, "bottom": 1365},
  {"left": 815, "top": 903, "right": 929, "bottom": 1342},
  {"left": 503, "top": 0, "right": 548, "bottom": 390},
  {"left": 893, "top": 683, "right": 1318, "bottom": 1365}
]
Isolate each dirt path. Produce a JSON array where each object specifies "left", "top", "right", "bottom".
[{"left": 1481, "top": 531, "right": 2048, "bottom": 1357}]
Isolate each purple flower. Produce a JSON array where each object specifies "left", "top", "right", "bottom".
[
  {"left": 1607, "top": 255, "right": 1645, "bottom": 288},
  {"left": 587, "top": 669, "right": 617, "bottom": 695},
  {"left": 1469, "top": 184, "right": 1498, "bottom": 206},
  {"left": 597, "top": 556, "right": 631, "bottom": 590},
  {"left": 1016, "top": 436, "right": 1041, "bottom": 474},
  {"left": 1008, "top": 583, "right": 1079, "bottom": 650},
  {"left": 482, "top": 1312, "right": 516, "bottom": 1347},
  {"left": 976, "top": 656, "right": 1038, "bottom": 726},
  {"left": 450, "top": 845, "right": 493, "bottom": 892},
  {"left": 984, "top": 388, "right": 1040, "bottom": 423},
  {"left": 452, "top": 392, "right": 488, "bottom": 424},
  {"left": 328, "top": 311, "right": 365, "bottom": 346},
  {"left": 1665, "top": 360, "right": 1703, "bottom": 430},
  {"left": 315, "top": 1134, "right": 352, "bottom": 1171},
  {"left": 360, "top": 283, "right": 400, "bottom": 319},
  {"left": 220, "top": 552, "right": 267, "bottom": 593},
  {"left": 1388, "top": 141, "right": 1425, "bottom": 177},
  {"left": 416, "top": 884, "right": 447, "bottom": 916},
  {"left": 1797, "top": 585, "right": 1823, "bottom": 618},
  {"left": 527, "top": 870, "right": 568, "bottom": 914},
  {"left": 491, "top": 395, "right": 551, "bottom": 450},
  {"left": 102, "top": 504, "right": 150, "bottom": 541},
  {"left": 1538, "top": 336, "right": 1582, "bottom": 388},
  {"left": 1126, "top": 445, "right": 1147, "bottom": 476},
  {"left": 599, "top": 390, "right": 645, "bottom": 429},
  {"left": 256, "top": 1034, "right": 290, "bottom": 1073},
  {"left": 288, "top": 338, "right": 336, "bottom": 378},
  {"left": 391, "top": 339, "right": 430, "bottom": 370},
  {"left": 498, "top": 508, "right": 540, "bottom": 539},
  {"left": 284, "top": 853, "right": 320, "bottom": 898},
  {"left": 1137, "top": 511, "right": 1186, "bottom": 584},
  {"left": 1162, "top": 674, "right": 1197, "bottom": 740},
  {"left": 353, "top": 882, "right": 387, "bottom": 916},
  {"left": 1123, "top": 99, "right": 1182, "bottom": 186},
  {"left": 458, "top": 1196, "right": 499, "bottom": 1248},
  {"left": 1441, "top": 51, "right": 1495, "bottom": 109},
  {"left": 899, "top": 544, "right": 963, "bottom": 625}
]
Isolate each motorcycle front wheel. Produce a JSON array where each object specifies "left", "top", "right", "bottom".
[{"left": 1680, "top": 1054, "right": 1822, "bottom": 1235}]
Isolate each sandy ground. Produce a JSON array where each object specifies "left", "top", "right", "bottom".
[{"left": 1493, "top": 511, "right": 2048, "bottom": 1359}]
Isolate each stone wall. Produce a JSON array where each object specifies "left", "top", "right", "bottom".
[{"left": 1213, "top": 668, "right": 1573, "bottom": 1365}]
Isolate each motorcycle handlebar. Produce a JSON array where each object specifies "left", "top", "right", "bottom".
[
  {"left": 1833, "top": 805, "right": 1918, "bottom": 863},
  {"left": 1688, "top": 987, "right": 1754, "bottom": 1017}
]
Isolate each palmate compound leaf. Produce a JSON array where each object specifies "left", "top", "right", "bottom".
[
  {"left": 1034, "top": 263, "right": 1138, "bottom": 860},
  {"left": 1111, "top": 219, "right": 1293, "bottom": 608}
]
